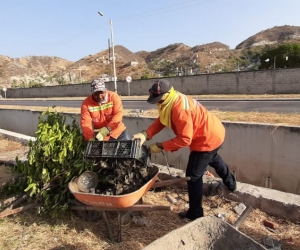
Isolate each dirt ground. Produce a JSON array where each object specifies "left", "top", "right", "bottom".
[
  {"left": 0, "top": 138, "right": 299, "bottom": 250},
  {"left": 0, "top": 138, "right": 27, "bottom": 184},
  {"left": 0, "top": 137, "right": 24, "bottom": 152}
]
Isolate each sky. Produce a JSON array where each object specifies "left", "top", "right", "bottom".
[{"left": 1, "top": 0, "right": 300, "bottom": 62}]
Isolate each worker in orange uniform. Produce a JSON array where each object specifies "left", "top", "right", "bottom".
[
  {"left": 132, "top": 79, "right": 236, "bottom": 220},
  {"left": 80, "top": 78, "right": 130, "bottom": 141}
]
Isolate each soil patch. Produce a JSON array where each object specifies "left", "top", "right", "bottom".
[{"left": 0, "top": 138, "right": 23, "bottom": 152}]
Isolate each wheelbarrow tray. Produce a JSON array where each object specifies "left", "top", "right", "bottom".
[{"left": 68, "top": 165, "right": 159, "bottom": 209}]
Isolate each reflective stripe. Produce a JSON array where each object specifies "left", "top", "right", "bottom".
[
  {"left": 194, "top": 99, "right": 201, "bottom": 108},
  {"left": 88, "top": 102, "right": 113, "bottom": 112},
  {"left": 180, "top": 94, "right": 190, "bottom": 110}
]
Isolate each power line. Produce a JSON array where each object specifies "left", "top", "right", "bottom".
[
  {"left": 39, "top": 0, "right": 215, "bottom": 56},
  {"left": 38, "top": 24, "right": 106, "bottom": 55},
  {"left": 114, "top": 0, "right": 214, "bottom": 23}
]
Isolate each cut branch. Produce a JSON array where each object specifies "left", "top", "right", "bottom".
[
  {"left": 0, "top": 192, "right": 30, "bottom": 214},
  {"left": 0, "top": 202, "right": 38, "bottom": 218},
  {"left": 152, "top": 177, "right": 190, "bottom": 188},
  {"left": 0, "top": 194, "right": 23, "bottom": 208}
]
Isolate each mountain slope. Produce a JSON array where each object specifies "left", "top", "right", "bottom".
[
  {"left": 236, "top": 25, "right": 300, "bottom": 49},
  {"left": 1, "top": 25, "right": 300, "bottom": 89}
]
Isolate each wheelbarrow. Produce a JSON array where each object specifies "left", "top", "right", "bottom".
[
  {"left": 68, "top": 140, "right": 190, "bottom": 242},
  {"left": 68, "top": 164, "right": 190, "bottom": 242}
]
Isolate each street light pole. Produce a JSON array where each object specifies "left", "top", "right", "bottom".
[
  {"left": 110, "top": 19, "right": 117, "bottom": 93},
  {"left": 98, "top": 12, "right": 117, "bottom": 93}
]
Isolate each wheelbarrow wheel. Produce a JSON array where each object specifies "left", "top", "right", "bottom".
[
  {"left": 76, "top": 209, "right": 101, "bottom": 222},
  {"left": 69, "top": 199, "right": 101, "bottom": 222}
]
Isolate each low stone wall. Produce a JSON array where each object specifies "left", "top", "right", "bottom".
[{"left": 0, "top": 109, "right": 299, "bottom": 195}]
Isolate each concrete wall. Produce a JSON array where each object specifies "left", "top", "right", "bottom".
[
  {"left": 5, "top": 68, "right": 300, "bottom": 98},
  {"left": 1, "top": 109, "right": 299, "bottom": 195}
]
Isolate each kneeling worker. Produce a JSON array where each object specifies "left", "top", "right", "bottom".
[{"left": 80, "top": 78, "right": 130, "bottom": 141}]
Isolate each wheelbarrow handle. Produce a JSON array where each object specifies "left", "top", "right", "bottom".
[{"left": 152, "top": 177, "right": 191, "bottom": 188}]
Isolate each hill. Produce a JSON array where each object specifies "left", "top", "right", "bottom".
[
  {"left": 236, "top": 25, "right": 300, "bottom": 49},
  {"left": 0, "top": 55, "right": 72, "bottom": 87},
  {"left": 1, "top": 25, "right": 300, "bottom": 89}
]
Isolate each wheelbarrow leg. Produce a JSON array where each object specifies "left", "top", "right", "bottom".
[
  {"left": 117, "top": 211, "right": 134, "bottom": 242},
  {"left": 233, "top": 205, "right": 253, "bottom": 230},
  {"left": 117, "top": 212, "right": 122, "bottom": 242},
  {"left": 100, "top": 211, "right": 113, "bottom": 241}
]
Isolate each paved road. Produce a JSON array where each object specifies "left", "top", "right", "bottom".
[{"left": 1, "top": 99, "right": 300, "bottom": 113}]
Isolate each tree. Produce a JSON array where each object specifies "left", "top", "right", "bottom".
[
  {"left": 8, "top": 110, "right": 93, "bottom": 217},
  {"left": 259, "top": 43, "right": 300, "bottom": 69}
]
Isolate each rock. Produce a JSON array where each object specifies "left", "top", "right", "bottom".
[
  {"left": 263, "top": 219, "right": 278, "bottom": 230},
  {"left": 233, "top": 203, "right": 246, "bottom": 215}
]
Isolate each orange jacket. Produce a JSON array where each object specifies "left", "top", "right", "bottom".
[
  {"left": 80, "top": 91, "right": 126, "bottom": 141},
  {"left": 146, "top": 93, "right": 225, "bottom": 152}
]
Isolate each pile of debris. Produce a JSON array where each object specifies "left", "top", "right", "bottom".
[
  {"left": 77, "top": 159, "right": 157, "bottom": 196},
  {"left": 78, "top": 140, "right": 155, "bottom": 196}
]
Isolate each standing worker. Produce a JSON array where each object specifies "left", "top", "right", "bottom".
[
  {"left": 132, "top": 79, "right": 236, "bottom": 220},
  {"left": 81, "top": 78, "right": 130, "bottom": 141}
]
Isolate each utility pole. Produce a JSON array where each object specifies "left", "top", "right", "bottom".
[
  {"left": 98, "top": 12, "right": 117, "bottom": 93},
  {"left": 110, "top": 19, "right": 117, "bottom": 92}
]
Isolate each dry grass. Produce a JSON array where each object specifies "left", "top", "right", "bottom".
[
  {"left": 0, "top": 138, "right": 299, "bottom": 249},
  {"left": 0, "top": 138, "right": 23, "bottom": 152},
  {"left": 128, "top": 94, "right": 300, "bottom": 100},
  {"left": 0, "top": 186, "right": 299, "bottom": 250},
  {"left": 141, "top": 109, "right": 300, "bottom": 126}
]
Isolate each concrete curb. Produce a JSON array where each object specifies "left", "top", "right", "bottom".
[
  {"left": 158, "top": 165, "right": 300, "bottom": 223},
  {"left": 226, "top": 182, "right": 300, "bottom": 223},
  {"left": 0, "top": 129, "right": 36, "bottom": 145}
]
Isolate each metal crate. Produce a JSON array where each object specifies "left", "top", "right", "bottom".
[{"left": 83, "top": 140, "right": 150, "bottom": 165}]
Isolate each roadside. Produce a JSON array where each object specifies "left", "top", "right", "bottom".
[
  {"left": 1, "top": 104, "right": 300, "bottom": 126},
  {"left": 2, "top": 93, "right": 300, "bottom": 101}
]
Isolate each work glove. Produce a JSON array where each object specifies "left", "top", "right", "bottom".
[
  {"left": 131, "top": 130, "right": 147, "bottom": 145},
  {"left": 149, "top": 143, "right": 162, "bottom": 153},
  {"left": 96, "top": 127, "right": 110, "bottom": 141}
]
